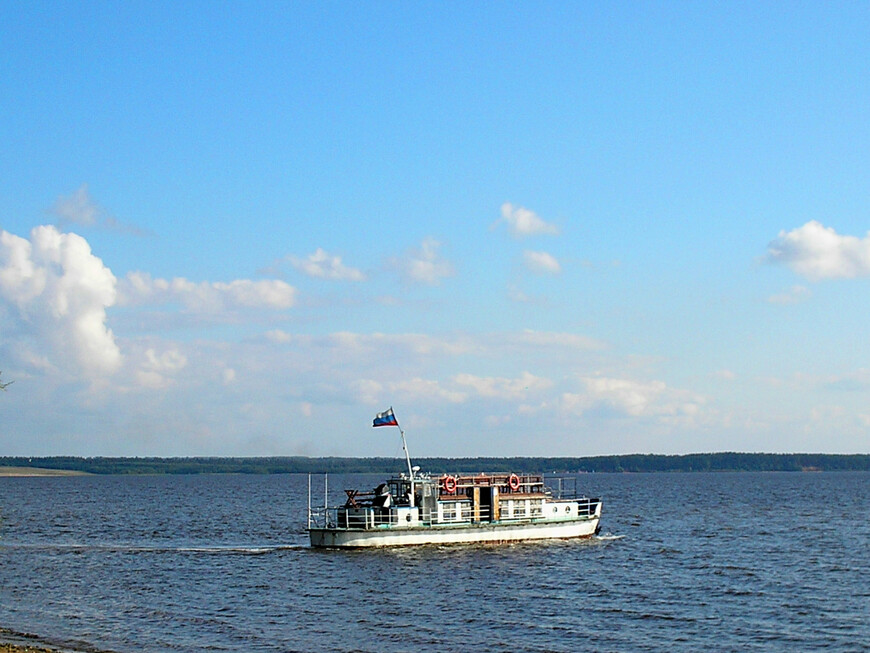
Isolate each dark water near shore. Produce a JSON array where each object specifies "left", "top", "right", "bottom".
[{"left": 0, "top": 472, "right": 867, "bottom": 652}]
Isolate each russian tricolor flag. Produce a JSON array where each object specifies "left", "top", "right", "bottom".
[{"left": 373, "top": 408, "right": 399, "bottom": 428}]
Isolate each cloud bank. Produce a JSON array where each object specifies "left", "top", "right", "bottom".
[{"left": 119, "top": 272, "right": 297, "bottom": 313}]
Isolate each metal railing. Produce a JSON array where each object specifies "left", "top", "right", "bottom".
[{"left": 308, "top": 497, "right": 601, "bottom": 530}]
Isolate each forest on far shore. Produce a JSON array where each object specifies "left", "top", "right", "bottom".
[{"left": 0, "top": 453, "right": 867, "bottom": 475}]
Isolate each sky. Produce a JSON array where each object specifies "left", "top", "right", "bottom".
[{"left": 1, "top": 2, "right": 869, "bottom": 457}]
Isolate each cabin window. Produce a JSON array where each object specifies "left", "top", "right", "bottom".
[
  {"left": 498, "top": 499, "right": 529, "bottom": 519},
  {"left": 440, "top": 501, "right": 471, "bottom": 522},
  {"left": 460, "top": 502, "right": 472, "bottom": 521},
  {"left": 530, "top": 499, "right": 543, "bottom": 517}
]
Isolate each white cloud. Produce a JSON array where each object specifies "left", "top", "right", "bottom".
[
  {"left": 265, "top": 329, "right": 293, "bottom": 343},
  {"left": 136, "top": 347, "right": 188, "bottom": 389},
  {"left": 767, "top": 221, "right": 870, "bottom": 280},
  {"left": 48, "top": 184, "right": 149, "bottom": 236},
  {"left": 0, "top": 225, "right": 121, "bottom": 377},
  {"left": 373, "top": 332, "right": 475, "bottom": 356},
  {"left": 391, "top": 377, "right": 467, "bottom": 403},
  {"left": 454, "top": 371, "right": 553, "bottom": 400},
  {"left": 352, "top": 379, "right": 385, "bottom": 405},
  {"left": 269, "top": 329, "right": 602, "bottom": 362},
  {"left": 118, "top": 272, "right": 297, "bottom": 313},
  {"left": 507, "top": 285, "right": 537, "bottom": 304},
  {"left": 509, "top": 329, "right": 606, "bottom": 351},
  {"left": 498, "top": 202, "right": 559, "bottom": 237},
  {"left": 560, "top": 376, "right": 705, "bottom": 420},
  {"left": 49, "top": 184, "right": 101, "bottom": 226},
  {"left": 216, "top": 279, "right": 296, "bottom": 309},
  {"left": 767, "top": 285, "right": 811, "bottom": 305},
  {"left": 523, "top": 250, "right": 561, "bottom": 274},
  {"left": 352, "top": 377, "right": 467, "bottom": 406},
  {"left": 394, "top": 237, "right": 454, "bottom": 285},
  {"left": 289, "top": 248, "right": 365, "bottom": 281}
]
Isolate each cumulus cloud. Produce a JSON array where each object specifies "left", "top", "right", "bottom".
[
  {"left": 523, "top": 250, "right": 561, "bottom": 274},
  {"left": 394, "top": 237, "right": 454, "bottom": 285},
  {"left": 392, "top": 377, "right": 467, "bottom": 403},
  {"left": 118, "top": 272, "right": 297, "bottom": 313},
  {"left": 136, "top": 347, "right": 188, "bottom": 389},
  {"left": 454, "top": 371, "right": 553, "bottom": 400},
  {"left": 288, "top": 248, "right": 365, "bottom": 281},
  {"left": 0, "top": 225, "right": 121, "bottom": 377},
  {"left": 767, "top": 221, "right": 870, "bottom": 280},
  {"left": 351, "top": 377, "right": 467, "bottom": 406},
  {"left": 560, "top": 376, "right": 704, "bottom": 420},
  {"left": 497, "top": 202, "right": 559, "bottom": 237}
]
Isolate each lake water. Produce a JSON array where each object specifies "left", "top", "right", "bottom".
[{"left": 0, "top": 471, "right": 867, "bottom": 652}]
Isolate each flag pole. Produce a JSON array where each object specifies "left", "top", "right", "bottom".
[
  {"left": 374, "top": 407, "right": 415, "bottom": 505},
  {"left": 391, "top": 408, "right": 416, "bottom": 508},
  {"left": 393, "top": 407, "right": 414, "bottom": 480}
]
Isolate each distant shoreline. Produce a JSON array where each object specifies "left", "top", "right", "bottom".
[{"left": 0, "top": 453, "right": 867, "bottom": 475}]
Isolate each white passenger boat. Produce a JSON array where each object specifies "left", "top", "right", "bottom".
[{"left": 307, "top": 409, "right": 602, "bottom": 548}]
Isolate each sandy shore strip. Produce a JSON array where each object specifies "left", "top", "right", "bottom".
[
  {"left": 0, "top": 467, "right": 89, "bottom": 477},
  {"left": 1, "top": 644, "right": 62, "bottom": 653},
  {"left": 0, "top": 629, "right": 113, "bottom": 653}
]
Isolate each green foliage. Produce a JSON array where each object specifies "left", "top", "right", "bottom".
[{"left": 0, "top": 453, "right": 867, "bottom": 475}]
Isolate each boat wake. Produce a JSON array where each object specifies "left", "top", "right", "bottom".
[
  {"left": 594, "top": 533, "right": 625, "bottom": 541},
  {"left": 4, "top": 542, "right": 307, "bottom": 555}
]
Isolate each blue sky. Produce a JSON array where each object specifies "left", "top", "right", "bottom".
[{"left": 1, "top": 3, "right": 869, "bottom": 457}]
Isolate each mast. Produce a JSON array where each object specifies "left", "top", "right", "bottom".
[
  {"left": 400, "top": 424, "right": 415, "bottom": 507},
  {"left": 399, "top": 428, "right": 413, "bottom": 480},
  {"left": 373, "top": 407, "right": 415, "bottom": 505}
]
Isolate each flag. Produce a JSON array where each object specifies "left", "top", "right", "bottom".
[{"left": 373, "top": 408, "right": 399, "bottom": 428}]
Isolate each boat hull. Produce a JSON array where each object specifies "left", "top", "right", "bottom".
[{"left": 309, "top": 516, "right": 600, "bottom": 548}]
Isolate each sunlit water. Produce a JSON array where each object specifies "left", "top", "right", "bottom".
[{"left": 1, "top": 472, "right": 867, "bottom": 652}]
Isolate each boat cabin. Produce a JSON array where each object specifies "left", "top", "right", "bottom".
[{"left": 331, "top": 472, "right": 596, "bottom": 529}]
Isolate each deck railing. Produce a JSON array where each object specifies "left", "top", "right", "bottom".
[{"left": 308, "top": 497, "right": 601, "bottom": 530}]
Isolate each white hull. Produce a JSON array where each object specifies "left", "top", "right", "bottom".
[{"left": 309, "top": 515, "right": 600, "bottom": 548}]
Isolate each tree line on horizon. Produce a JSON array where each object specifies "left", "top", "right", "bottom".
[{"left": 0, "top": 452, "right": 868, "bottom": 475}]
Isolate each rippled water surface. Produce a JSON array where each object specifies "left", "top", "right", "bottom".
[{"left": 1, "top": 472, "right": 867, "bottom": 652}]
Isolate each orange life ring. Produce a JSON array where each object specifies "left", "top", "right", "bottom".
[
  {"left": 442, "top": 475, "right": 457, "bottom": 493},
  {"left": 508, "top": 473, "right": 520, "bottom": 491}
]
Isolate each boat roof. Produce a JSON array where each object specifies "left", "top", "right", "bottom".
[{"left": 390, "top": 472, "right": 545, "bottom": 488}]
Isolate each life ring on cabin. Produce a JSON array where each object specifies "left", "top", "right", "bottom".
[
  {"left": 508, "top": 473, "right": 521, "bottom": 491},
  {"left": 442, "top": 475, "right": 457, "bottom": 494}
]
